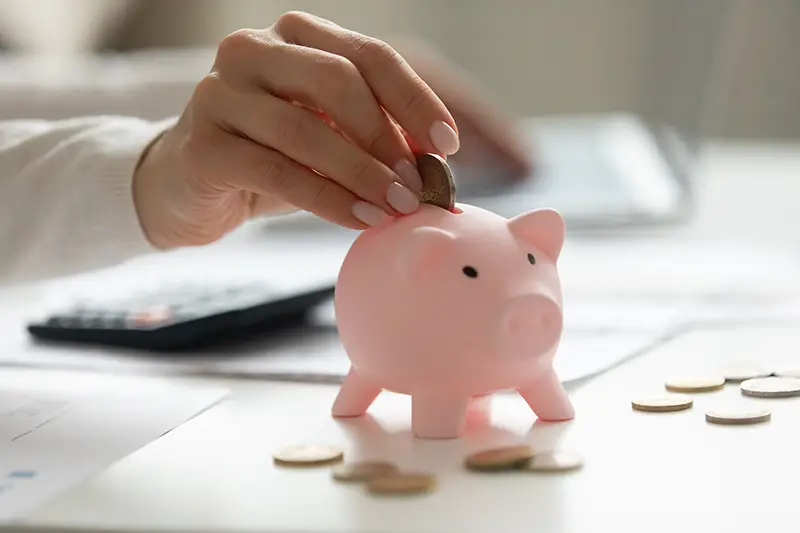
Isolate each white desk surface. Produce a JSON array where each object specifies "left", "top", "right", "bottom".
[
  {"left": 7, "top": 141, "right": 800, "bottom": 533},
  {"left": 10, "top": 324, "right": 800, "bottom": 533}
]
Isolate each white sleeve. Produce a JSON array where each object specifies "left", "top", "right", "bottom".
[{"left": 0, "top": 115, "right": 176, "bottom": 285}]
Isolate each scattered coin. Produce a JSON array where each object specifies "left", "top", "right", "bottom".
[
  {"left": 773, "top": 367, "right": 800, "bottom": 379},
  {"left": 416, "top": 153, "right": 456, "bottom": 212},
  {"left": 720, "top": 363, "right": 773, "bottom": 382},
  {"left": 705, "top": 407, "right": 772, "bottom": 425},
  {"left": 367, "top": 473, "right": 436, "bottom": 495},
  {"left": 332, "top": 461, "right": 399, "bottom": 483},
  {"left": 664, "top": 376, "right": 726, "bottom": 393},
  {"left": 465, "top": 445, "right": 534, "bottom": 471},
  {"left": 526, "top": 451, "right": 583, "bottom": 472},
  {"left": 273, "top": 445, "right": 344, "bottom": 467},
  {"left": 632, "top": 394, "right": 694, "bottom": 412},
  {"left": 740, "top": 376, "right": 800, "bottom": 398}
]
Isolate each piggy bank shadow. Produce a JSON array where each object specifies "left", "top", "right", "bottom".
[{"left": 333, "top": 396, "right": 575, "bottom": 473}]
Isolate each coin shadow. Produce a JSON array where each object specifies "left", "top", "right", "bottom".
[
  {"left": 526, "top": 418, "right": 576, "bottom": 451},
  {"left": 333, "top": 398, "right": 540, "bottom": 473}
]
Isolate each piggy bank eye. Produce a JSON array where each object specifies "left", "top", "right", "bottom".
[
  {"left": 527, "top": 253, "right": 536, "bottom": 265},
  {"left": 462, "top": 266, "right": 478, "bottom": 278}
]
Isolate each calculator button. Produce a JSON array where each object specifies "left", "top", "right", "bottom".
[
  {"left": 173, "top": 311, "right": 201, "bottom": 322},
  {"left": 100, "top": 317, "right": 128, "bottom": 329},
  {"left": 76, "top": 315, "right": 105, "bottom": 329},
  {"left": 46, "top": 315, "right": 74, "bottom": 327},
  {"left": 129, "top": 306, "right": 173, "bottom": 328}
]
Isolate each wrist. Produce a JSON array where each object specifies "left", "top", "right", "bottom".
[{"left": 132, "top": 127, "right": 176, "bottom": 250}]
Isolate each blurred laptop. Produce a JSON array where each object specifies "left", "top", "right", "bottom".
[{"left": 450, "top": 0, "right": 738, "bottom": 230}]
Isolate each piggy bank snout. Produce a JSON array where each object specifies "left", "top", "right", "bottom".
[{"left": 500, "top": 293, "right": 563, "bottom": 358}]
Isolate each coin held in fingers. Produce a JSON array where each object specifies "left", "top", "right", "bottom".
[{"left": 415, "top": 153, "right": 456, "bottom": 212}]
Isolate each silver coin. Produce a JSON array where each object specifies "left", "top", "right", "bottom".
[
  {"left": 740, "top": 376, "right": 800, "bottom": 398},
  {"left": 705, "top": 407, "right": 771, "bottom": 425},
  {"left": 415, "top": 153, "right": 456, "bottom": 212},
  {"left": 720, "top": 363, "right": 773, "bottom": 382},
  {"left": 773, "top": 366, "right": 800, "bottom": 379}
]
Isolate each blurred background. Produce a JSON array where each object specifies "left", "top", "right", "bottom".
[
  {"left": 0, "top": 0, "right": 797, "bottom": 139},
  {"left": 1, "top": 0, "right": 799, "bottom": 247}
]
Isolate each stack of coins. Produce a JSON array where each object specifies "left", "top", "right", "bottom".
[{"left": 415, "top": 153, "right": 457, "bottom": 212}]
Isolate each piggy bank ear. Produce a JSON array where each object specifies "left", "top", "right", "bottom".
[
  {"left": 400, "top": 227, "right": 457, "bottom": 278},
  {"left": 507, "top": 208, "right": 565, "bottom": 262}
]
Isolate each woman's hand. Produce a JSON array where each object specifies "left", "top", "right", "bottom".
[
  {"left": 133, "top": 11, "right": 532, "bottom": 250},
  {"left": 133, "top": 11, "right": 460, "bottom": 248}
]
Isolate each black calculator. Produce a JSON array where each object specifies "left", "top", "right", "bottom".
[{"left": 26, "top": 281, "right": 335, "bottom": 351}]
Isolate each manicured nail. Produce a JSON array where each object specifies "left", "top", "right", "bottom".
[
  {"left": 429, "top": 121, "right": 460, "bottom": 155},
  {"left": 352, "top": 201, "right": 387, "bottom": 226},
  {"left": 386, "top": 181, "right": 419, "bottom": 214},
  {"left": 394, "top": 159, "right": 422, "bottom": 193}
]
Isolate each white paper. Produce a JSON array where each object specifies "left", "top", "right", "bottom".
[
  {"left": 177, "top": 327, "right": 664, "bottom": 386},
  {"left": 0, "top": 370, "right": 227, "bottom": 523}
]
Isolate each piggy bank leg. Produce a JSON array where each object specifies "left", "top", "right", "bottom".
[
  {"left": 518, "top": 368, "right": 575, "bottom": 421},
  {"left": 332, "top": 367, "right": 382, "bottom": 418},
  {"left": 411, "top": 393, "right": 471, "bottom": 439}
]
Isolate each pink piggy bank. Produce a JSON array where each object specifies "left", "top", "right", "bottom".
[{"left": 332, "top": 203, "right": 574, "bottom": 439}]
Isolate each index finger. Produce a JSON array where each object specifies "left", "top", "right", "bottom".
[{"left": 274, "top": 11, "right": 461, "bottom": 157}]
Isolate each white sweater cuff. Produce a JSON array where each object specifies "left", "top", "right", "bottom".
[
  {"left": 79, "top": 118, "right": 173, "bottom": 257},
  {"left": 1, "top": 116, "right": 177, "bottom": 284}
]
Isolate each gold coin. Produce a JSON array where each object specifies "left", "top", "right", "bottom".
[
  {"left": 416, "top": 153, "right": 456, "bottom": 211},
  {"left": 273, "top": 445, "right": 344, "bottom": 467},
  {"left": 773, "top": 367, "right": 800, "bottom": 379},
  {"left": 367, "top": 473, "right": 436, "bottom": 495},
  {"left": 705, "top": 407, "right": 771, "bottom": 425},
  {"left": 664, "top": 376, "right": 726, "bottom": 393},
  {"left": 465, "top": 445, "right": 534, "bottom": 471},
  {"left": 740, "top": 376, "right": 800, "bottom": 398},
  {"left": 526, "top": 451, "right": 583, "bottom": 472},
  {"left": 720, "top": 364, "right": 773, "bottom": 382},
  {"left": 631, "top": 395, "right": 693, "bottom": 412},
  {"left": 332, "top": 461, "right": 399, "bottom": 482}
]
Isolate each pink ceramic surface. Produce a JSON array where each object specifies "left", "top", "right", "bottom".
[{"left": 332, "top": 203, "right": 574, "bottom": 439}]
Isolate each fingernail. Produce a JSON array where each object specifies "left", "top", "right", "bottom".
[
  {"left": 429, "top": 121, "right": 460, "bottom": 155},
  {"left": 386, "top": 181, "right": 419, "bottom": 214},
  {"left": 394, "top": 159, "right": 423, "bottom": 193},
  {"left": 352, "top": 201, "right": 387, "bottom": 226}
]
